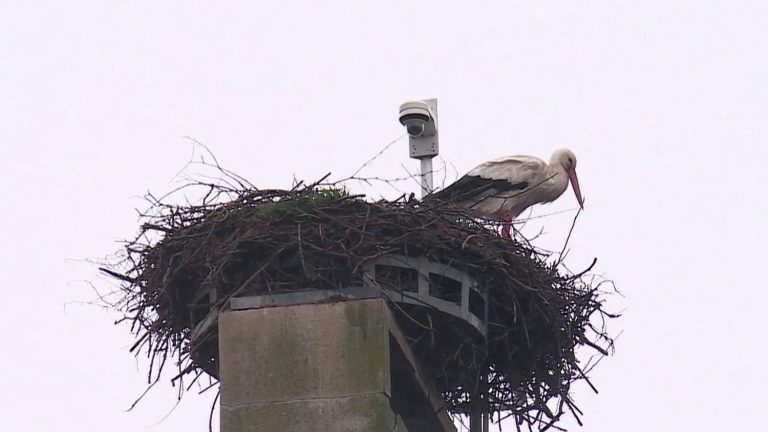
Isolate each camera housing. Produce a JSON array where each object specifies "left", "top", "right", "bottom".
[
  {"left": 398, "top": 100, "right": 439, "bottom": 159},
  {"left": 399, "top": 101, "right": 436, "bottom": 138}
]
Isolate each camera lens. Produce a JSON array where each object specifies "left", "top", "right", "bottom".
[{"left": 404, "top": 119, "right": 425, "bottom": 137}]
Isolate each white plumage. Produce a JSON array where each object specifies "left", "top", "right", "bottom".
[{"left": 428, "top": 148, "right": 584, "bottom": 238}]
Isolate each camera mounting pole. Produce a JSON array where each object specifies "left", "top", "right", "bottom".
[{"left": 399, "top": 98, "right": 439, "bottom": 197}]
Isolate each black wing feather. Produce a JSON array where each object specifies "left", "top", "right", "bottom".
[{"left": 427, "top": 175, "right": 528, "bottom": 203}]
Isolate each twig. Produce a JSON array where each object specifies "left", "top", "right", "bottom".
[{"left": 555, "top": 206, "right": 581, "bottom": 267}]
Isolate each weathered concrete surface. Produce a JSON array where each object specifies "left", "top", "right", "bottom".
[
  {"left": 219, "top": 299, "right": 403, "bottom": 432},
  {"left": 221, "top": 393, "right": 409, "bottom": 432}
]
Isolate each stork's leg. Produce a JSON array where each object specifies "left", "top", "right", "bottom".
[{"left": 501, "top": 210, "right": 512, "bottom": 239}]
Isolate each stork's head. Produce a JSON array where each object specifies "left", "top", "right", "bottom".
[{"left": 551, "top": 148, "right": 584, "bottom": 210}]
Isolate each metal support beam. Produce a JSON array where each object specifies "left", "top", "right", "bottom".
[{"left": 420, "top": 157, "right": 434, "bottom": 196}]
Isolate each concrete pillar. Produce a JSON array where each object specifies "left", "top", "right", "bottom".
[{"left": 219, "top": 298, "right": 410, "bottom": 432}]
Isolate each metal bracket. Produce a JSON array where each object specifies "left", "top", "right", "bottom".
[
  {"left": 363, "top": 254, "right": 487, "bottom": 337},
  {"left": 226, "top": 254, "right": 487, "bottom": 337}
]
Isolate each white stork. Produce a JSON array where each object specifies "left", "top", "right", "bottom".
[{"left": 428, "top": 148, "right": 584, "bottom": 238}]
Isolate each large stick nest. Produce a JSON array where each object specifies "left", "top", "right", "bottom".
[{"left": 103, "top": 176, "right": 616, "bottom": 431}]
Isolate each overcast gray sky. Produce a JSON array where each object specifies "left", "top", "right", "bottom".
[{"left": 1, "top": 1, "right": 767, "bottom": 431}]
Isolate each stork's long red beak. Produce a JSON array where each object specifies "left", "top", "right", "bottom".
[{"left": 567, "top": 168, "right": 584, "bottom": 210}]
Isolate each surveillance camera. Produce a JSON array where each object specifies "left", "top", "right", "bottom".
[
  {"left": 398, "top": 98, "right": 439, "bottom": 161},
  {"left": 399, "top": 101, "right": 435, "bottom": 137}
]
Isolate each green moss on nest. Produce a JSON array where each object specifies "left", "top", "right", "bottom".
[{"left": 255, "top": 188, "right": 349, "bottom": 219}]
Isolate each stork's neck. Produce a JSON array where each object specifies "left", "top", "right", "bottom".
[{"left": 543, "top": 161, "right": 570, "bottom": 201}]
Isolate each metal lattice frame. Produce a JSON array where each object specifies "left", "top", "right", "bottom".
[{"left": 363, "top": 254, "right": 487, "bottom": 337}]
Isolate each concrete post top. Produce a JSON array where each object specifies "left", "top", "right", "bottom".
[{"left": 219, "top": 298, "right": 455, "bottom": 432}]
